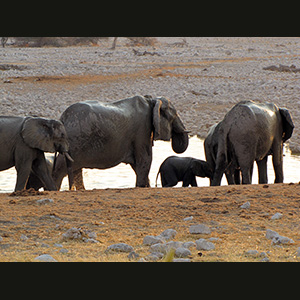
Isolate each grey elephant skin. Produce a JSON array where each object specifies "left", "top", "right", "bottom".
[
  {"left": 155, "top": 156, "right": 212, "bottom": 187},
  {"left": 0, "top": 116, "right": 70, "bottom": 191},
  {"left": 205, "top": 100, "right": 294, "bottom": 186},
  {"left": 52, "top": 95, "right": 189, "bottom": 189}
]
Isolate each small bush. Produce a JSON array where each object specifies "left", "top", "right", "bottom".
[{"left": 13, "top": 37, "right": 108, "bottom": 47}]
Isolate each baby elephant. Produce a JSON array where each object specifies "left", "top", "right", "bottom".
[{"left": 155, "top": 156, "right": 213, "bottom": 187}]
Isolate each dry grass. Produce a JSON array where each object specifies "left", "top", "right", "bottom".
[{"left": 0, "top": 184, "right": 299, "bottom": 262}]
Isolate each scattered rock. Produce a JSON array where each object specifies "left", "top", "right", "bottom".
[
  {"left": 189, "top": 224, "right": 211, "bottom": 234},
  {"left": 59, "top": 248, "right": 69, "bottom": 254},
  {"left": 34, "top": 254, "right": 57, "bottom": 262},
  {"left": 62, "top": 228, "right": 83, "bottom": 240},
  {"left": 83, "top": 238, "right": 99, "bottom": 243},
  {"left": 158, "top": 228, "right": 177, "bottom": 241},
  {"left": 266, "top": 229, "right": 280, "bottom": 240},
  {"left": 0, "top": 236, "right": 3, "bottom": 242},
  {"left": 128, "top": 251, "right": 139, "bottom": 260},
  {"left": 36, "top": 198, "right": 54, "bottom": 205},
  {"left": 144, "top": 252, "right": 163, "bottom": 262},
  {"left": 271, "top": 235, "right": 294, "bottom": 245},
  {"left": 61, "top": 227, "right": 97, "bottom": 242},
  {"left": 240, "top": 201, "right": 250, "bottom": 209},
  {"left": 106, "top": 243, "right": 134, "bottom": 253},
  {"left": 265, "top": 229, "right": 294, "bottom": 245},
  {"left": 173, "top": 258, "right": 192, "bottom": 262},
  {"left": 143, "top": 235, "right": 165, "bottom": 245},
  {"left": 271, "top": 212, "right": 283, "bottom": 220},
  {"left": 245, "top": 250, "right": 259, "bottom": 257},
  {"left": 296, "top": 247, "right": 300, "bottom": 257},
  {"left": 195, "top": 238, "right": 215, "bottom": 251},
  {"left": 175, "top": 247, "right": 191, "bottom": 258},
  {"left": 20, "top": 234, "right": 28, "bottom": 241},
  {"left": 182, "top": 241, "right": 196, "bottom": 249},
  {"left": 150, "top": 241, "right": 182, "bottom": 254},
  {"left": 183, "top": 216, "right": 193, "bottom": 221}
]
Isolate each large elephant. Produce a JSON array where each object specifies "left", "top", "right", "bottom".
[
  {"left": 206, "top": 100, "right": 294, "bottom": 186},
  {"left": 0, "top": 116, "right": 72, "bottom": 191},
  {"left": 155, "top": 156, "right": 212, "bottom": 187},
  {"left": 52, "top": 95, "right": 189, "bottom": 189},
  {"left": 205, "top": 122, "right": 268, "bottom": 185}
]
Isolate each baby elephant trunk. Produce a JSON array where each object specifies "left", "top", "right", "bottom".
[{"left": 192, "top": 160, "right": 213, "bottom": 178}]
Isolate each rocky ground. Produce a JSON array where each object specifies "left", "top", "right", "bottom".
[
  {"left": 0, "top": 184, "right": 300, "bottom": 262},
  {"left": 1, "top": 37, "right": 300, "bottom": 151},
  {"left": 0, "top": 37, "right": 300, "bottom": 262}
]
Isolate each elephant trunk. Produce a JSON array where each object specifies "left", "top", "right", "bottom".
[
  {"left": 52, "top": 149, "right": 74, "bottom": 190},
  {"left": 171, "top": 116, "right": 189, "bottom": 154}
]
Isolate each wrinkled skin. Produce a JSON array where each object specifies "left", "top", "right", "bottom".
[
  {"left": 52, "top": 95, "right": 189, "bottom": 189},
  {"left": 205, "top": 123, "right": 267, "bottom": 185},
  {"left": 0, "top": 116, "right": 70, "bottom": 191},
  {"left": 156, "top": 156, "right": 213, "bottom": 187},
  {"left": 207, "top": 101, "right": 294, "bottom": 186}
]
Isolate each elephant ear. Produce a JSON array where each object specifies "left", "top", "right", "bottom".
[
  {"left": 279, "top": 108, "right": 294, "bottom": 142},
  {"left": 21, "top": 117, "right": 56, "bottom": 153},
  {"left": 153, "top": 99, "right": 162, "bottom": 139}
]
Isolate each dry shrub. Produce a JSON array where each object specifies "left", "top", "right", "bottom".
[{"left": 13, "top": 37, "right": 109, "bottom": 47}]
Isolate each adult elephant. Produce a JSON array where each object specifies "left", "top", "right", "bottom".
[
  {"left": 206, "top": 100, "right": 294, "bottom": 186},
  {"left": 205, "top": 123, "right": 269, "bottom": 185},
  {"left": 155, "top": 156, "right": 212, "bottom": 187},
  {"left": 52, "top": 95, "right": 189, "bottom": 189},
  {"left": 0, "top": 116, "right": 72, "bottom": 191}
]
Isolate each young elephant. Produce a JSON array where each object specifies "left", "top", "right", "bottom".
[
  {"left": 155, "top": 156, "right": 213, "bottom": 187},
  {"left": 0, "top": 116, "right": 72, "bottom": 192}
]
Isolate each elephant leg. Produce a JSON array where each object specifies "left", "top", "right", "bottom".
[
  {"left": 73, "top": 168, "right": 85, "bottom": 190},
  {"left": 234, "top": 169, "right": 241, "bottom": 184},
  {"left": 256, "top": 156, "right": 268, "bottom": 184},
  {"left": 131, "top": 146, "right": 152, "bottom": 188},
  {"left": 189, "top": 176, "right": 198, "bottom": 187},
  {"left": 161, "top": 173, "right": 178, "bottom": 187},
  {"left": 130, "top": 161, "right": 151, "bottom": 187},
  {"left": 272, "top": 143, "right": 284, "bottom": 183},
  {"left": 31, "top": 154, "right": 57, "bottom": 191},
  {"left": 15, "top": 165, "right": 32, "bottom": 191}
]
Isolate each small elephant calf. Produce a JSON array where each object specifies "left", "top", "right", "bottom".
[{"left": 155, "top": 156, "right": 213, "bottom": 187}]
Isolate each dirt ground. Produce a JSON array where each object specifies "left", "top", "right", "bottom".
[
  {"left": 0, "top": 183, "right": 299, "bottom": 262},
  {"left": 1, "top": 37, "right": 300, "bottom": 262}
]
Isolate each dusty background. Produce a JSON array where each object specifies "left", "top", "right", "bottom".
[{"left": 0, "top": 37, "right": 300, "bottom": 261}]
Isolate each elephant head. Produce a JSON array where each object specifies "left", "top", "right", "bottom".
[
  {"left": 21, "top": 117, "right": 69, "bottom": 153},
  {"left": 191, "top": 159, "right": 213, "bottom": 179},
  {"left": 152, "top": 96, "right": 189, "bottom": 153}
]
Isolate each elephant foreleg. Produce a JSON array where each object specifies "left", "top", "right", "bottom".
[
  {"left": 131, "top": 162, "right": 151, "bottom": 187},
  {"left": 73, "top": 168, "right": 85, "bottom": 190},
  {"left": 130, "top": 147, "right": 152, "bottom": 188},
  {"left": 189, "top": 176, "right": 198, "bottom": 187},
  {"left": 31, "top": 154, "right": 57, "bottom": 191},
  {"left": 272, "top": 143, "right": 284, "bottom": 183}
]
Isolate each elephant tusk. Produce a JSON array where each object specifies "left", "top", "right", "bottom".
[{"left": 64, "top": 152, "right": 74, "bottom": 162}]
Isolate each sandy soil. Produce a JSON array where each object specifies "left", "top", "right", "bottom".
[
  {"left": 0, "top": 184, "right": 299, "bottom": 262},
  {"left": 0, "top": 37, "right": 300, "bottom": 261}
]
